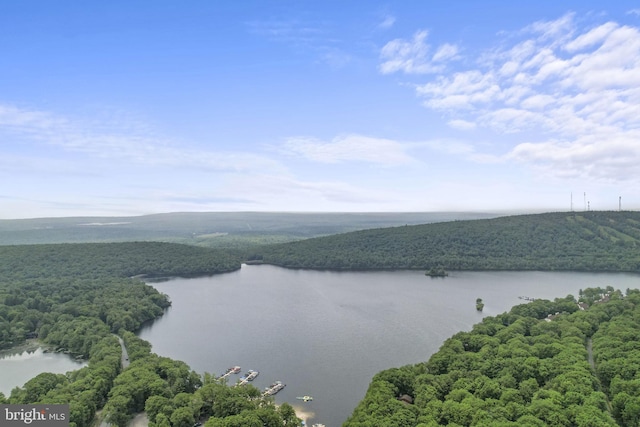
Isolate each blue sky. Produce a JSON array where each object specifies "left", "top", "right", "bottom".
[{"left": 2, "top": 1, "right": 640, "bottom": 218}]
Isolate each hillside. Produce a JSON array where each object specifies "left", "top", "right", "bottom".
[
  {"left": 0, "top": 242, "right": 242, "bottom": 350},
  {"left": 256, "top": 211, "right": 640, "bottom": 272},
  {"left": 0, "top": 241, "right": 241, "bottom": 281}
]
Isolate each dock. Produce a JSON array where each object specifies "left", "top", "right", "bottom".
[
  {"left": 217, "top": 366, "right": 241, "bottom": 380},
  {"left": 262, "top": 381, "right": 286, "bottom": 396},
  {"left": 236, "top": 369, "right": 259, "bottom": 386}
]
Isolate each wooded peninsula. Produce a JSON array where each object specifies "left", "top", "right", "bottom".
[{"left": 1, "top": 211, "right": 639, "bottom": 427}]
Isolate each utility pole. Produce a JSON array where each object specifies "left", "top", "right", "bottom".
[{"left": 619, "top": 196, "right": 622, "bottom": 211}]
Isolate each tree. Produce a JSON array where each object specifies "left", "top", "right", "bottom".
[
  {"left": 169, "top": 406, "right": 194, "bottom": 427},
  {"left": 278, "top": 402, "right": 300, "bottom": 426}
]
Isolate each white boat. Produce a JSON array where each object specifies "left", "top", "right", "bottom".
[{"left": 246, "top": 370, "right": 259, "bottom": 380}]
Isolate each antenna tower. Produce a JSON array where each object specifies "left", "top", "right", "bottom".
[{"left": 570, "top": 192, "right": 573, "bottom": 211}]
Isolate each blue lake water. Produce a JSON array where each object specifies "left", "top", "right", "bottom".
[{"left": 137, "top": 266, "right": 640, "bottom": 426}]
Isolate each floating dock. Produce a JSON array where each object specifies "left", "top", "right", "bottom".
[
  {"left": 236, "top": 369, "right": 259, "bottom": 386},
  {"left": 217, "top": 366, "right": 241, "bottom": 380},
  {"left": 262, "top": 381, "right": 286, "bottom": 396}
]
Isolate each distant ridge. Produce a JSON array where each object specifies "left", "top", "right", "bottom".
[
  {"left": 256, "top": 211, "right": 640, "bottom": 272},
  {"left": 0, "top": 211, "right": 498, "bottom": 246}
]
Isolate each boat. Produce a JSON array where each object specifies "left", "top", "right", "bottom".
[
  {"left": 242, "top": 370, "right": 259, "bottom": 381},
  {"left": 262, "top": 381, "right": 286, "bottom": 396},
  {"left": 296, "top": 395, "right": 313, "bottom": 402}
]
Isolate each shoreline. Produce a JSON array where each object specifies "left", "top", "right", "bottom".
[{"left": 0, "top": 339, "right": 53, "bottom": 357}]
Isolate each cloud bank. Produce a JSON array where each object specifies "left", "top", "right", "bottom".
[{"left": 382, "top": 13, "right": 640, "bottom": 183}]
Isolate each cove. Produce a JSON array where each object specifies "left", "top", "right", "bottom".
[
  {"left": 0, "top": 346, "right": 87, "bottom": 396},
  {"left": 138, "top": 265, "right": 640, "bottom": 427}
]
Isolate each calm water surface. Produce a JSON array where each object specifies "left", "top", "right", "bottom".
[
  {"left": 0, "top": 347, "right": 86, "bottom": 396},
  {"left": 138, "top": 266, "right": 640, "bottom": 427}
]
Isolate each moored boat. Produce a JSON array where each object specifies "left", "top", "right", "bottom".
[
  {"left": 263, "top": 381, "right": 286, "bottom": 396},
  {"left": 243, "top": 369, "right": 259, "bottom": 381}
]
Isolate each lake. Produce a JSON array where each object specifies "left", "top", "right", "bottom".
[
  {"left": 0, "top": 346, "right": 87, "bottom": 396},
  {"left": 137, "top": 265, "right": 640, "bottom": 427}
]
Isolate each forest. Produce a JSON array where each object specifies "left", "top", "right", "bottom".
[
  {"left": 344, "top": 287, "right": 640, "bottom": 427},
  {"left": 3, "top": 211, "right": 640, "bottom": 427},
  {"left": 0, "top": 241, "right": 302, "bottom": 426},
  {"left": 255, "top": 211, "right": 640, "bottom": 272}
]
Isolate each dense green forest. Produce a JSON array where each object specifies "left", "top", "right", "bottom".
[
  {"left": 0, "top": 241, "right": 241, "bottom": 281},
  {"left": 256, "top": 211, "right": 640, "bottom": 272},
  {"left": 3, "top": 212, "right": 640, "bottom": 427},
  {"left": 344, "top": 287, "right": 640, "bottom": 427},
  {"left": 0, "top": 242, "right": 241, "bottom": 349},
  {"left": 0, "top": 241, "right": 302, "bottom": 426},
  {"left": 0, "top": 241, "right": 242, "bottom": 351}
]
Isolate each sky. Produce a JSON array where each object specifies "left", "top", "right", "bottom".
[{"left": 2, "top": 1, "right": 640, "bottom": 219}]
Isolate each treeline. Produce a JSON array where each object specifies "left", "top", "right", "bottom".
[
  {"left": 344, "top": 287, "right": 640, "bottom": 427},
  {"left": 0, "top": 242, "right": 242, "bottom": 350},
  {"left": 256, "top": 211, "right": 640, "bottom": 272},
  {"left": 6, "top": 330, "right": 123, "bottom": 427},
  {"left": 0, "top": 241, "right": 242, "bottom": 280}
]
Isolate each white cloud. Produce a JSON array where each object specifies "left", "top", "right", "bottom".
[
  {"left": 387, "top": 14, "right": 640, "bottom": 183},
  {"left": 508, "top": 131, "right": 640, "bottom": 181},
  {"left": 564, "top": 21, "right": 617, "bottom": 52},
  {"left": 525, "top": 12, "right": 575, "bottom": 43},
  {"left": 0, "top": 103, "right": 284, "bottom": 174},
  {"left": 378, "top": 15, "right": 396, "bottom": 30},
  {"left": 432, "top": 43, "right": 460, "bottom": 62},
  {"left": 447, "top": 119, "right": 477, "bottom": 130},
  {"left": 379, "top": 30, "right": 459, "bottom": 74},
  {"left": 281, "top": 134, "right": 417, "bottom": 166}
]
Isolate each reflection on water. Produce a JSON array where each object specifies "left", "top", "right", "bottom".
[{"left": 0, "top": 345, "right": 87, "bottom": 396}]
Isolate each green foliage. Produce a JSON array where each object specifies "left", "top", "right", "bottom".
[
  {"left": 0, "top": 241, "right": 241, "bottom": 281},
  {"left": 1, "top": 241, "right": 246, "bottom": 427},
  {"left": 257, "top": 211, "right": 640, "bottom": 271},
  {"left": 345, "top": 287, "right": 635, "bottom": 426}
]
